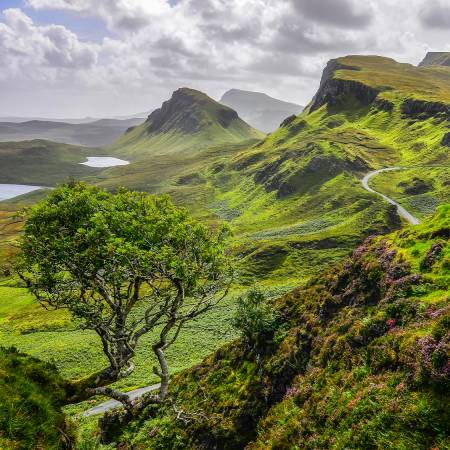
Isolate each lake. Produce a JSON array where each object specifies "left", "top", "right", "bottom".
[
  {"left": 80, "top": 157, "right": 130, "bottom": 167},
  {"left": 0, "top": 184, "right": 43, "bottom": 201}
]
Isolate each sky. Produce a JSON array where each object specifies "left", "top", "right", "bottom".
[{"left": 0, "top": 0, "right": 449, "bottom": 118}]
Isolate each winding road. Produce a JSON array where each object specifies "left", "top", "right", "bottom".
[
  {"left": 361, "top": 167, "right": 420, "bottom": 225},
  {"left": 82, "top": 166, "right": 419, "bottom": 418},
  {"left": 83, "top": 383, "right": 160, "bottom": 417}
]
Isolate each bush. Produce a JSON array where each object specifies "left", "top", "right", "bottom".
[{"left": 232, "top": 288, "right": 280, "bottom": 347}]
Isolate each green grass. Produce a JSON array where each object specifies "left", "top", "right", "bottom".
[
  {"left": 334, "top": 55, "right": 450, "bottom": 103},
  {"left": 108, "top": 88, "right": 264, "bottom": 159},
  {"left": 0, "top": 140, "right": 102, "bottom": 185},
  {"left": 0, "top": 347, "right": 74, "bottom": 449},
  {"left": 0, "top": 56, "right": 449, "bottom": 444},
  {"left": 105, "top": 206, "right": 449, "bottom": 449}
]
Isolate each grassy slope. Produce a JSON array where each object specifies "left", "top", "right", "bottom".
[
  {"left": 113, "top": 205, "right": 449, "bottom": 449},
  {"left": 0, "top": 140, "right": 102, "bottom": 185},
  {"left": 0, "top": 347, "right": 73, "bottom": 449},
  {"left": 0, "top": 56, "right": 449, "bottom": 425}
]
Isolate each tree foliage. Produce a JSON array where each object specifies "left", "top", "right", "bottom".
[
  {"left": 18, "top": 182, "right": 231, "bottom": 407},
  {"left": 232, "top": 287, "right": 280, "bottom": 347}
]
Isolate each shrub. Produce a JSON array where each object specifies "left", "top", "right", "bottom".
[{"left": 232, "top": 288, "right": 281, "bottom": 347}]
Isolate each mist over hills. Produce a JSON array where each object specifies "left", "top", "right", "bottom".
[
  {"left": 220, "top": 88, "right": 303, "bottom": 133},
  {"left": 0, "top": 117, "right": 145, "bottom": 147}
]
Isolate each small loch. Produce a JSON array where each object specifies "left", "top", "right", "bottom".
[
  {"left": 0, "top": 184, "right": 43, "bottom": 201},
  {"left": 80, "top": 157, "right": 130, "bottom": 168}
]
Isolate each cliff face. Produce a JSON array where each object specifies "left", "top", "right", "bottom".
[
  {"left": 401, "top": 98, "right": 450, "bottom": 122},
  {"left": 309, "top": 59, "right": 379, "bottom": 112},
  {"left": 108, "top": 87, "right": 264, "bottom": 157},
  {"left": 145, "top": 88, "right": 240, "bottom": 134}
]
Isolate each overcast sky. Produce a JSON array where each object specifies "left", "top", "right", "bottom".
[{"left": 0, "top": 0, "right": 449, "bottom": 118}]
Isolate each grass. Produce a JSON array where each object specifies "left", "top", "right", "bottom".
[
  {"left": 0, "top": 56, "right": 449, "bottom": 444},
  {"left": 104, "top": 205, "right": 449, "bottom": 449},
  {"left": 0, "top": 347, "right": 73, "bottom": 449},
  {"left": 107, "top": 88, "right": 264, "bottom": 159}
]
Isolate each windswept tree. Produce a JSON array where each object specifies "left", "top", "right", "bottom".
[{"left": 18, "top": 182, "right": 231, "bottom": 410}]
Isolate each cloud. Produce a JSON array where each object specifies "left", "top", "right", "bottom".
[
  {"left": 0, "top": 8, "right": 97, "bottom": 74},
  {"left": 292, "top": 0, "right": 373, "bottom": 29},
  {"left": 420, "top": 0, "right": 450, "bottom": 29},
  {"left": 0, "top": 0, "right": 447, "bottom": 117},
  {"left": 27, "top": 0, "right": 171, "bottom": 32}
]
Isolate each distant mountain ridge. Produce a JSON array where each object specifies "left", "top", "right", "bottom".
[
  {"left": 220, "top": 89, "right": 303, "bottom": 133},
  {"left": 419, "top": 52, "right": 450, "bottom": 67},
  {"left": 0, "top": 117, "right": 145, "bottom": 147},
  {"left": 109, "top": 87, "right": 264, "bottom": 158}
]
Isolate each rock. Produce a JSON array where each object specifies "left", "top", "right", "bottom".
[
  {"left": 419, "top": 52, "right": 450, "bottom": 67},
  {"left": 373, "top": 98, "right": 394, "bottom": 112},
  {"left": 401, "top": 177, "right": 433, "bottom": 195},
  {"left": 401, "top": 99, "right": 450, "bottom": 122},
  {"left": 441, "top": 132, "right": 450, "bottom": 147},
  {"left": 420, "top": 242, "right": 444, "bottom": 271},
  {"left": 279, "top": 114, "right": 297, "bottom": 128}
]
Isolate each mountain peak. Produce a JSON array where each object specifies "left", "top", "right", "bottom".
[
  {"left": 419, "top": 52, "right": 450, "bottom": 67},
  {"left": 144, "top": 87, "right": 241, "bottom": 135},
  {"left": 220, "top": 89, "right": 303, "bottom": 133},
  {"left": 109, "top": 87, "right": 263, "bottom": 157}
]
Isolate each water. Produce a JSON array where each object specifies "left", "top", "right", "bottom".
[
  {"left": 80, "top": 157, "right": 129, "bottom": 168},
  {"left": 0, "top": 184, "right": 43, "bottom": 201}
]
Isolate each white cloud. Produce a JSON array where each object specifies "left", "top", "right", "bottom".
[
  {"left": 0, "top": 0, "right": 448, "bottom": 117},
  {"left": 0, "top": 8, "right": 97, "bottom": 76}
]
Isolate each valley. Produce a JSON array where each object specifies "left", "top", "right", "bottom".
[{"left": 0, "top": 52, "right": 448, "bottom": 449}]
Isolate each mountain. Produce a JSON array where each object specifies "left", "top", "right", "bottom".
[
  {"left": 0, "top": 117, "right": 145, "bottom": 147},
  {"left": 109, "top": 87, "right": 264, "bottom": 158},
  {"left": 1, "top": 54, "right": 449, "bottom": 448},
  {"left": 219, "top": 89, "right": 303, "bottom": 133},
  {"left": 100, "top": 206, "right": 450, "bottom": 449},
  {"left": 100, "top": 55, "right": 449, "bottom": 286},
  {"left": 419, "top": 51, "right": 450, "bottom": 67}
]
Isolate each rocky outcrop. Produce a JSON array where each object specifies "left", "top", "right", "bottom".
[
  {"left": 254, "top": 151, "right": 368, "bottom": 199},
  {"left": 419, "top": 52, "right": 450, "bottom": 67},
  {"left": 309, "top": 59, "right": 379, "bottom": 112},
  {"left": 401, "top": 99, "right": 450, "bottom": 122},
  {"left": 145, "top": 88, "right": 240, "bottom": 135},
  {"left": 373, "top": 98, "right": 394, "bottom": 112}
]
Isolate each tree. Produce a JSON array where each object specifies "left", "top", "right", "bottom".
[
  {"left": 18, "top": 182, "right": 231, "bottom": 410},
  {"left": 232, "top": 287, "right": 280, "bottom": 348}
]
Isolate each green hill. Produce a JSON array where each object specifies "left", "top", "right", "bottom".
[
  {"left": 108, "top": 87, "right": 264, "bottom": 159},
  {"left": 105, "top": 205, "right": 450, "bottom": 449},
  {"left": 125, "top": 55, "right": 448, "bottom": 286},
  {"left": 0, "top": 139, "right": 96, "bottom": 185}
]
